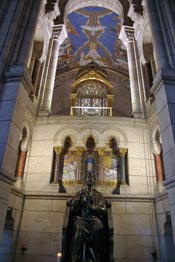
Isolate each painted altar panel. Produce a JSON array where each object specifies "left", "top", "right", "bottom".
[
  {"left": 57, "top": 147, "right": 128, "bottom": 191},
  {"left": 62, "top": 151, "right": 78, "bottom": 182},
  {"left": 102, "top": 151, "right": 118, "bottom": 182}
]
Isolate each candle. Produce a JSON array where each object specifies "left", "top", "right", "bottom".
[{"left": 57, "top": 253, "right": 62, "bottom": 262}]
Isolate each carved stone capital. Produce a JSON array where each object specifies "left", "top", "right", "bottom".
[
  {"left": 97, "top": 148, "right": 106, "bottom": 156},
  {"left": 53, "top": 24, "right": 68, "bottom": 45},
  {"left": 119, "top": 148, "right": 127, "bottom": 157},
  {"left": 54, "top": 147, "right": 62, "bottom": 155},
  {"left": 119, "top": 26, "right": 135, "bottom": 46},
  {"left": 75, "top": 147, "right": 84, "bottom": 156}
]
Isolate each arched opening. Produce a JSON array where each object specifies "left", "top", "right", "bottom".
[{"left": 64, "top": 0, "right": 124, "bottom": 20}]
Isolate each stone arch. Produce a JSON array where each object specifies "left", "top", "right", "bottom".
[
  {"left": 64, "top": 0, "right": 124, "bottom": 22},
  {"left": 102, "top": 127, "right": 128, "bottom": 147},
  {"left": 53, "top": 126, "right": 80, "bottom": 146},
  {"left": 150, "top": 124, "right": 162, "bottom": 155},
  {"left": 20, "top": 121, "right": 32, "bottom": 152},
  {"left": 82, "top": 129, "right": 101, "bottom": 148}
]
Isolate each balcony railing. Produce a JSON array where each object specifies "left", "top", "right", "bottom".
[{"left": 70, "top": 106, "right": 112, "bottom": 116}]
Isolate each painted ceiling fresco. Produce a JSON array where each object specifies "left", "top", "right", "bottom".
[{"left": 57, "top": 7, "right": 127, "bottom": 72}]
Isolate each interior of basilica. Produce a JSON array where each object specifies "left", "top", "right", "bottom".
[{"left": 0, "top": 0, "right": 175, "bottom": 261}]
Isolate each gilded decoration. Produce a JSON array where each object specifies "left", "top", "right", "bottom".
[
  {"left": 70, "top": 65, "right": 114, "bottom": 116},
  {"left": 54, "top": 147, "right": 62, "bottom": 155},
  {"left": 71, "top": 69, "right": 113, "bottom": 90},
  {"left": 52, "top": 143, "right": 128, "bottom": 190}
]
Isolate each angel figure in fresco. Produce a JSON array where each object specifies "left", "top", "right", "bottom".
[
  {"left": 103, "top": 157, "right": 118, "bottom": 181},
  {"left": 63, "top": 155, "right": 77, "bottom": 181}
]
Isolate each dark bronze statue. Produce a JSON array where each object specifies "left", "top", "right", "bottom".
[
  {"left": 70, "top": 173, "right": 106, "bottom": 262},
  {"left": 62, "top": 173, "right": 113, "bottom": 262}
]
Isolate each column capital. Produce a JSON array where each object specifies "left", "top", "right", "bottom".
[
  {"left": 119, "top": 148, "right": 127, "bottom": 157},
  {"left": 119, "top": 26, "right": 135, "bottom": 45},
  {"left": 75, "top": 147, "right": 84, "bottom": 156},
  {"left": 53, "top": 24, "right": 68, "bottom": 44},
  {"left": 97, "top": 148, "right": 106, "bottom": 156},
  {"left": 54, "top": 147, "right": 62, "bottom": 155}
]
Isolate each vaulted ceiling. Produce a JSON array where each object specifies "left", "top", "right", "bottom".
[
  {"left": 53, "top": 1, "right": 132, "bottom": 117},
  {"left": 57, "top": 6, "right": 128, "bottom": 73}
]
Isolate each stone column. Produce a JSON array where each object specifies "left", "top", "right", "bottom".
[
  {"left": 53, "top": 147, "right": 62, "bottom": 183},
  {"left": 119, "top": 148, "right": 127, "bottom": 184},
  {"left": 76, "top": 147, "right": 84, "bottom": 181},
  {"left": 145, "top": 0, "right": 170, "bottom": 69},
  {"left": 16, "top": 151, "right": 27, "bottom": 179},
  {"left": 154, "top": 154, "right": 164, "bottom": 182},
  {"left": 119, "top": 26, "right": 144, "bottom": 118},
  {"left": 97, "top": 148, "right": 105, "bottom": 182},
  {"left": 40, "top": 24, "right": 67, "bottom": 114},
  {"left": 16, "top": 0, "right": 43, "bottom": 67},
  {"left": 15, "top": 148, "right": 27, "bottom": 190},
  {"left": 145, "top": 0, "right": 175, "bottom": 244}
]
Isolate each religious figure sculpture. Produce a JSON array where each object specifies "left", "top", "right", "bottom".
[
  {"left": 62, "top": 170, "right": 113, "bottom": 262},
  {"left": 70, "top": 173, "right": 107, "bottom": 262}
]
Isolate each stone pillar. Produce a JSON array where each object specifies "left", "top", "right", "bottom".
[
  {"left": 154, "top": 154, "right": 164, "bottom": 182},
  {"left": 15, "top": 148, "right": 27, "bottom": 190},
  {"left": 145, "top": 0, "right": 175, "bottom": 244},
  {"left": 97, "top": 148, "right": 105, "bottom": 182},
  {"left": 76, "top": 147, "right": 84, "bottom": 181},
  {"left": 53, "top": 147, "right": 62, "bottom": 183},
  {"left": 119, "top": 26, "right": 144, "bottom": 118},
  {"left": 16, "top": 0, "right": 43, "bottom": 67},
  {"left": 119, "top": 148, "right": 127, "bottom": 184},
  {"left": 145, "top": 0, "right": 169, "bottom": 69},
  {"left": 40, "top": 25, "right": 67, "bottom": 114},
  {"left": 16, "top": 151, "right": 27, "bottom": 179}
]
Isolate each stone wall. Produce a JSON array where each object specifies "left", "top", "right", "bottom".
[
  {"left": 9, "top": 114, "right": 160, "bottom": 261},
  {"left": 24, "top": 115, "right": 156, "bottom": 195},
  {"left": 11, "top": 193, "right": 159, "bottom": 262}
]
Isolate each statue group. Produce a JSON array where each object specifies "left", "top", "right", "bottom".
[{"left": 62, "top": 172, "right": 113, "bottom": 262}]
